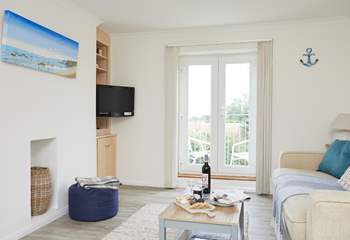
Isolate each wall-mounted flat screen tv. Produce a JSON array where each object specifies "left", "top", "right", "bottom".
[{"left": 97, "top": 85, "right": 135, "bottom": 117}]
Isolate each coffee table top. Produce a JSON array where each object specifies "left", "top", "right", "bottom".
[{"left": 159, "top": 201, "right": 242, "bottom": 226}]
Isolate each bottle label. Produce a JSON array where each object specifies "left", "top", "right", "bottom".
[{"left": 202, "top": 173, "right": 209, "bottom": 188}]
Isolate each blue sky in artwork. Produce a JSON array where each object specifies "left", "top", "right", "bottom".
[{"left": 3, "top": 10, "right": 79, "bottom": 60}]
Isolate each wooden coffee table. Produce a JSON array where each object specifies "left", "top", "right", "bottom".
[{"left": 159, "top": 201, "right": 244, "bottom": 240}]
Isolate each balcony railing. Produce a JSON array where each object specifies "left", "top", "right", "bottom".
[{"left": 188, "top": 119, "right": 249, "bottom": 166}]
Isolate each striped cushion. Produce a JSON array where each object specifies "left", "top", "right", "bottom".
[{"left": 339, "top": 166, "right": 350, "bottom": 190}]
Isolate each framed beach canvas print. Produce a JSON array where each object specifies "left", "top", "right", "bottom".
[{"left": 1, "top": 10, "right": 79, "bottom": 78}]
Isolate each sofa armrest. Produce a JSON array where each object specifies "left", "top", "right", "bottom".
[
  {"left": 307, "top": 190, "right": 350, "bottom": 240},
  {"left": 279, "top": 151, "right": 324, "bottom": 171}
]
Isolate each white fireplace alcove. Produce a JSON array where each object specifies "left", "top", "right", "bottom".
[{"left": 30, "top": 138, "right": 58, "bottom": 219}]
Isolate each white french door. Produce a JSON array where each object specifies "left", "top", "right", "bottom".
[
  {"left": 178, "top": 56, "right": 219, "bottom": 173},
  {"left": 178, "top": 53, "right": 257, "bottom": 176}
]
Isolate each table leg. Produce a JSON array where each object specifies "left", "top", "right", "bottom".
[
  {"left": 230, "top": 225, "right": 239, "bottom": 240},
  {"left": 159, "top": 218, "right": 166, "bottom": 240},
  {"left": 177, "top": 230, "right": 191, "bottom": 240},
  {"left": 239, "top": 202, "right": 245, "bottom": 240}
]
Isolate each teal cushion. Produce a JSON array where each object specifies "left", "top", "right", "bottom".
[{"left": 318, "top": 140, "right": 350, "bottom": 178}]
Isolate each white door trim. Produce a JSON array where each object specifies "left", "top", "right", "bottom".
[{"left": 178, "top": 53, "right": 257, "bottom": 177}]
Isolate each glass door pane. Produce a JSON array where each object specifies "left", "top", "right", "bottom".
[
  {"left": 179, "top": 56, "right": 218, "bottom": 174},
  {"left": 218, "top": 54, "right": 256, "bottom": 175},
  {"left": 224, "top": 63, "right": 250, "bottom": 168},
  {"left": 187, "top": 65, "right": 211, "bottom": 166}
]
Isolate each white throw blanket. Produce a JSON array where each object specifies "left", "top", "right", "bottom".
[
  {"left": 75, "top": 176, "right": 121, "bottom": 189},
  {"left": 272, "top": 172, "right": 342, "bottom": 240}
]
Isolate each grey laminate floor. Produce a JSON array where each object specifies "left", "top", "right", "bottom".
[{"left": 22, "top": 186, "right": 276, "bottom": 240}]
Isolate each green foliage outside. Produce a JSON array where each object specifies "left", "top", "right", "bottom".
[{"left": 188, "top": 94, "right": 249, "bottom": 166}]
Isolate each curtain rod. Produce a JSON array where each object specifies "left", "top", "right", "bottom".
[{"left": 166, "top": 39, "right": 273, "bottom": 48}]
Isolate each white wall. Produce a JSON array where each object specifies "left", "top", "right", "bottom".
[
  {"left": 111, "top": 17, "right": 350, "bottom": 188},
  {"left": 0, "top": 1, "right": 99, "bottom": 239}
]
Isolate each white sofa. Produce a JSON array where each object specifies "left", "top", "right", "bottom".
[{"left": 273, "top": 151, "right": 350, "bottom": 240}]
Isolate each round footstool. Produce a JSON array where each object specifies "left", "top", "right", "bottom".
[{"left": 68, "top": 184, "right": 119, "bottom": 221}]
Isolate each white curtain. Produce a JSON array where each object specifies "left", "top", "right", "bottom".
[
  {"left": 164, "top": 47, "right": 179, "bottom": 188},
  {"left": 256, "top": 41, "right": 273, "bottom": 194}
]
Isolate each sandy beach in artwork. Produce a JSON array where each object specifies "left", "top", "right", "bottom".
[
  {"left": 56, "top": 66, "right": 77, "bottom": 78},
  {"left": 2, "top": 44, "right": 77, "bottom": 78},
  {"left": 3, "top": 38, "right": 77, "bottom": 62}
]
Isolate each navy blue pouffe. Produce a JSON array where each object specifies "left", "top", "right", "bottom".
[{"left": 68, "top": 184, "right": 118, "bottom": 221}]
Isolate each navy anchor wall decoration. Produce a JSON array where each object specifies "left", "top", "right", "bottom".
[{"left": 300, "top": 48, "right": 319, "bottom": 67}]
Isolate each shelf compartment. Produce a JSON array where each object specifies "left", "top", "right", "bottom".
[
  {"left": 96, "top": 67, "right": 108, "bottom": 73},
  {"left": 96, "top": 53, "right": 108, "bottom": 60}
]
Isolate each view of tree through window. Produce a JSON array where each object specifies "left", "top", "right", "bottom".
[
  {"left": 224, "top": 63, "right": 250, "bottom": 167},
  {"left": 224, "top": 94, "right": 249, "bottom": 166}
]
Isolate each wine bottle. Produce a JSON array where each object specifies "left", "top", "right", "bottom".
[{"left": 202, "top": 154, "right": 211, "bottom": 194}]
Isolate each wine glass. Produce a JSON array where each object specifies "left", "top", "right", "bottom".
[{"left": 186, "top": 180, "right": 194, "bottom": 195}]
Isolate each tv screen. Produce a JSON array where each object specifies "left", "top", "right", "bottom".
[{"left": 97, "top": 85, "right": 135, "bottom": 117}]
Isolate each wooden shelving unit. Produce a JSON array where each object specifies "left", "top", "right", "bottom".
[
  {"left": 96, "top": 37, "right": 109, "bottom": 85},
  {"left": 96, "top": 27, "right": 116, "bottom": 177},
  {"left": 96, "top": 28, "right": 111, "bottom": 136},
  {"left": 96, "top": 53, "right": 108, "bottom": 60},
  {"left": 97, "top": 66, "right": 108, "bottom": 72}
]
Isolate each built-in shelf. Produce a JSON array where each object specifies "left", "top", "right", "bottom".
[
  {"left": 97, "top": 39, "right": 108, "bottom": 47},
  {"left": 96, "top": 126, "right": 111, "bottom": 136},
  {"left": 96, "top": 67, "right": 108, "bottom": 73},
  {"left": 30, "top": 138, "right": 58, "bottom": 218},
  {"left": 96, "top": 28, "right": 111, "bottom": 135},
  {"left": 96, "top": 28, "right": 116, "bottom": 178},
  {"left": 96, "top": 53, "right": 108, "bottom": 60}
]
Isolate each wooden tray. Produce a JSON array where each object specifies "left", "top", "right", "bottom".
[{"left": 174, "top": 200, "right": 216, "bottom": 218}]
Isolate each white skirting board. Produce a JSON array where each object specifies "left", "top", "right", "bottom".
[{"left": 3, "top": 206, "right": 68, "bottom": 240}]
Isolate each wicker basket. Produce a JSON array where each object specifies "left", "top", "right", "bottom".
[{"left": 31, "top": 167, "right": 52, "bottom": 216}]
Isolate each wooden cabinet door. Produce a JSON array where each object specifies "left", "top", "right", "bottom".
[{"left": 97, "top": 136, "right": 116, "bottom": 176}]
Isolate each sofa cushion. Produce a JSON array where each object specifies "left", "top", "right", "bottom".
[
  {"left": 318, "top": 140, "right": 350, "bottom": 178},
  {"left": 283, "top": 195, "right": 308, "bottom": 240}
]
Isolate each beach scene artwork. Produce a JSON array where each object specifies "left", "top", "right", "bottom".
[{"left": 1, "top": 10, "right": 79, "bottom": 78}]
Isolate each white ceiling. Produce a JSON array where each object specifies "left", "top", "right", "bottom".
[{"left": 72, "top": 0, "right": 350, "bottom": 33}]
